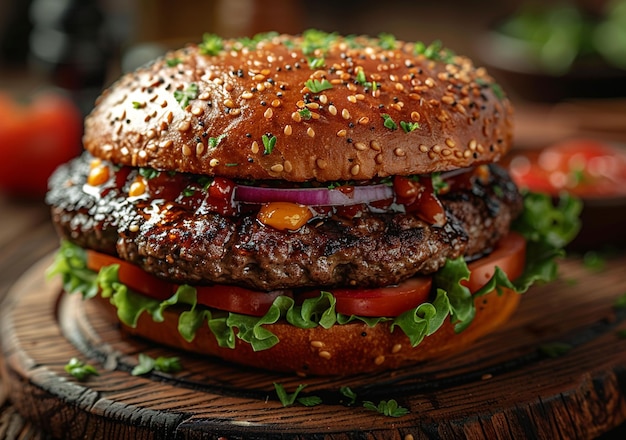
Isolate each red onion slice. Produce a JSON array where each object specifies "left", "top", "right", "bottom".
[{"left": 234, "top": 183, "right": 394, "bottom": 206}]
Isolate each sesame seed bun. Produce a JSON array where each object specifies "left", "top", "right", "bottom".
[{"left": 84, "top": 32, "right": 513, "bottom": 182}]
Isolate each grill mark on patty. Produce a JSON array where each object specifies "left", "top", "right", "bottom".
[{"left": 47, "top": 154, "right": 523, "bottom": 290}]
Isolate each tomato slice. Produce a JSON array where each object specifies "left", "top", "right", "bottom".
[
  {"left": 463, "top": 232, "right": 526, "bottom": 293},
  {"left": 509, "top": 139, "right": 626, "bottom": 197},
  {"left": 86, "top": 251, "right": 285, "bottom": 316},
  {"left": 85, "top": 231, "right": 526, "bottom": 319},
  {"left": 321, "top": 277, "right": 433, "bottom": 317}
]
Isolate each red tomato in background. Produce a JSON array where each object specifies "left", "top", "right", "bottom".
[
  {"left": 509, "top": 139, "right": 626, "bottom": 197},
  {"left": 0, "top": 90, "right": 82, "bottom": 197}
]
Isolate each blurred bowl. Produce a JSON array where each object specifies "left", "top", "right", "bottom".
[
  {"left": 478, "top": 30, "right": 626, "bottom": 102},
  {"left": 505, "top": 138, "right": 626, "bottom": 250}
]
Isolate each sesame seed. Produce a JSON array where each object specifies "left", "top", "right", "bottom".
[
  {"left": 336, "top": 129, "right": 347, "bottom": 137},
  {"left": 354, "top": 142, "right": 367, "bottom": 151},
  {"left": 241, "top": 91, "right": 253, "bottom": 99},
  {"left": 166, "top": 111, "right": 173, "bottom": 124},
  {"left": 310, "top": 340, "right": 324, "bottom": 348},
  {"left": 432, "top": 145, "right": 442, "bottom": 153},
  {"left": 251, "top": 141, "right": 259, "bottom": 154},
  {"left": 209, "top": 158, "right": 219, "bottom": 167},
  {"left": 405, "top": 435, "right": 415, "bottom": 440},
  {"left": 374, "top": 355, "right": 385, "bottom": 365},
  {"left": 230, "top": 108, "right": 241, "bottom": 116},
  {"left": 419, "top": 144, "right": 428, "bottom": 152},
  {"left": 191, "top": 106, "right": 204, "bottom": 116},
  {"left": 394, "top": 148, "right": 406, "bottom": 157},
  {"left": 442, "top": 95, "right": 455, "bottom": 105},
  {"left": 446, "top": 138, "right": 456, "bottom": 148},
  {"left": 455, "top": 150, "right": 463, "bottom": 158},
  {"left": 257, "top": 83, "right": 266, "bottom": 92},
  {"left": 425, "top": 77, "right": 435, "bottom": 87},
  {"left": 177, "top": 120, "right": 191, "bottom": 132},
  {"left": 296, "top": 100, "right": 305, "bottom": 108},
  {"left": 469, "top": 139, "right": 477, "bottom": 150},
  {"left": 375, "top": 153, "right": 383, "bottom": 164},
  {"left": 198, "top": 92, "right": 211, "bottom": 100},
  {"left": 196, "top": 142, "right": 205, "bottom": 155},
  {"left": 464, "top": 150, "right": 472, "bottom": 158},
  {"left": 160, "top": 100, "right": 168, "bottom": 108},
  {"left": 129, "top": 224, "right": 139, "bottom": 232},
  {"left": 318, "top": 351, "right": 332, "bottom": 360},
  {"left": 342, "top": 109, "right": 351, "bottom": 120},
  {"left": 182, "top": 145, "right": 191, "bottom": 156},
  {"left": 392, "top": 343, "right": 402, "bottom": 353},
  {"left": 347, "top": 95, "right": 357, "bottom": 104},
  {"left": 270, "top": 164, "right": 284, "bottom": 173},
  {"left": 284, "top": 160, "right": 293, "bottom": 172},
  {"left": 271, "top": 99, "right": 281, "bottom": 107},
  {"left": 370, "top": 140, "right": 381, "bottom": 151},
  {"left": 306, "top": 102, "right": 320, "bottom": 109},
  {"left": 307, "top": 127, "right": 315, "bottom": 138},
  {"left": 253, "top": 73, "right": 265, "bottom": 81},
  {"left": 316, "top": 158, "right": 328, "bottom": 169},
  {"left": 358, "top": 117, "right": 369, "bottom": 125},
  {"left": 284, "top": 124, "right": 293, "bottom": 136},
  {"left": 264, "top": 108, "right": 273, "bottom": 119},
  {"left": 328, "top": 105, "right": 338, "bottom": 116},
  {"left": 350, "top": 164, "right": 360, "bottom": 175},
  {"left": 442, "top": 149, "right": 452, "bottom": 156},
  {"left": 291, "top": 111, "right": 302, "bottom": 123},
  {"left": 355, "top": 93, "right": 365, "bottom": 101},
  {"left": 410, "top": 111, "right": 421, "bottom": 122},
  {"left": 319, "top": 94, "right": 328, "bottom": 104}
]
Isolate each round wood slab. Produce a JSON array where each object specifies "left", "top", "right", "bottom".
[{"left": 2, "top": 253, "right": 626, "bottom": 439}]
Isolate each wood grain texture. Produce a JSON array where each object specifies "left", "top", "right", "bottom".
[{"left": 2, "top": 253, "right": 626, "bottom": 439}]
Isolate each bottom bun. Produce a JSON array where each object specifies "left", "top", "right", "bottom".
[{"left": 93, "top": 288, "right": 521, "bottom": 376}]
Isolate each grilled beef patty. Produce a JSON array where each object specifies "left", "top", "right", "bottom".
[{"left": 47, "top": 153, "right": 523, "bottom": 290}]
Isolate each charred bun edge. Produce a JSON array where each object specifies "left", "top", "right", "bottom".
[
  {"left": 84, "top": 31, "right": 513, "bottom": 182},
  {"left": 93, "top": 287, "right": 521, "bottom": 376}
]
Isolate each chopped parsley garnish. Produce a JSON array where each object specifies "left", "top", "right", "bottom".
[
  {"left": 355, "top": 68, "right": 367, "bottom": 85},
  {"left": 199, "top": 33, "right": 223, "bottom": 55},
  {"left": 208, "top": 134, "right": 227, "bottom": 149},
  {"left": 307, "top": 56, "right": 325, "bottom": 69},
  {"left": 132, "top": 101, "right": 144, "bottom": 109},
  {"left": 139, "top": 167, "right": 160, "bottom": 180},
  {"left": 400, "top": 120, "right": 419, "bottom": 133},
  {"left": 381, "top": 113, "right": 398, "bottom": 130},
  {"left": 236, "top": 31, "right": 279, "bottom": 50},
  {"left": 65, "top": 358, "right": 99, "bottom": 381},
  {"left": 538, "top": 342, "right": 572, "bottom": 358},
  {"left": 301, "top": 29, "right": 337, "bottom": 55},
  {"left": 414, "top": 40, "right": 457, "bottom": 63},
  {"left": 431, "top": 172, "right": 449, "bottom": 194},
  {"left": 304, "top": 78, "right": 333, "bottom": 93},
  {"left": 339, "top": 386, "right": 357, "bottom": 405},
  {"left": 378, "top": 32, "right": 397, "bottom": 50},
  {"left": 298, "top": 107, "right": 312, "bottom": 120},
  {"left": 274, "top": 383, "right": 321, "bottom": 407},
  {"left": 174, "top": 83, "right": 199, "bottom": 108},
  {"left": 363, "top": 399, "right": 409, "bottom": 417},
  {"left": 131, "top": 353, "right": 182, "bottom": 376},
  {"left": 262, "top": 134, "right": 277, "bottom": 154},
  {"left": 166, "top": 58, "right": 182, "bottom": 67}
]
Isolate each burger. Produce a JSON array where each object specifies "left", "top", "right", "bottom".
[{"left": 46, "top": 30, "right": 579, "bottom": 376}]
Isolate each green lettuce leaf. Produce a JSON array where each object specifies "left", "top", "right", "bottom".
[{"left": 47, "top": 191, "right": 581, "bottom": 352}]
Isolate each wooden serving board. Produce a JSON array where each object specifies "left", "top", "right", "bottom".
[{"left": 2, "top": 253, "right": 626, "bottom": 440}]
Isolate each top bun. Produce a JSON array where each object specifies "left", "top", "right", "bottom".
[{"left": 84, "top": 31, "right": 513, "bottom": 182}]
